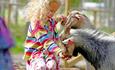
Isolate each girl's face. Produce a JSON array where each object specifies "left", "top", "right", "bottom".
[{"left": 46, "top": 1, "right": 60, "bottom": 18}]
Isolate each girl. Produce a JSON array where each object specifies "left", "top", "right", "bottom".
[{"left": 23, "top": 0, "right": 67, "bottom": 70}]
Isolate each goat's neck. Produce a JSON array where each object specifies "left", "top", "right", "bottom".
[{"left": 75, "top": 38, "right": 109, "bottom": 69}]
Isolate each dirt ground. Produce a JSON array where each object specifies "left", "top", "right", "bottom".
[{"left": 12, "top": 54, "right": 26, "bottom": 70}]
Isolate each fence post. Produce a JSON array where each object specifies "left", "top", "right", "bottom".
[
  {"left": 0, "top": 1, "right": 6, "bottom": 18},
  {"left": 65, "top": 0, "right": 71, "bottom": 16},
  {"left": 8, "top": 2, "right": 11, "bottom": 24}
]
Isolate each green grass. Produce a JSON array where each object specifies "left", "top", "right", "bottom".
[
  {"left": 9, "top": 21, "right": 27, "bottom": 54},
  {"left": 10, "top": 36, "right": 25, "bottom": 54}
]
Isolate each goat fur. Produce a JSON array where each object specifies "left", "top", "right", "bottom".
[{"left": 63, "top": 29, "right": 115, "bottom": 70}]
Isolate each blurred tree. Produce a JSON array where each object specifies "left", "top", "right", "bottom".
[
  {"left": 65, "top": 0, "right": 81, "bottom": 15},
  {"left": 9, "top": 0, "right": 18, "bottom": 24},
  {"left": 71, "top": 0, "right": 80, "bottom": 9},
  {"left": 92, "top": 0, "right": 100, "bottom": 2},
  {"left": 19, "top": 0, "right": 28, "bottom": 4}
]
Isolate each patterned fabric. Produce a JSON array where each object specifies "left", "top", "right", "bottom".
[
  {"left": 23, "top": 18, "right": 62, "bottom": 61},
  {"left": 26, "top": 49, "right": 60, "bottom": 70},
  {"left": 24, "top": 18, "right": 63, "bottom": 70},
  {"left": 0, "top": 17, "right": 14, "bottom": 49}
]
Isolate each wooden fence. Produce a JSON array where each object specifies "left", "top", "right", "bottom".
[
  {"left": 80, "top": 0, "right": 115, "bottom": 29},
  {"left": 0, "top": 0, "right": 25, "bottom": 24}
]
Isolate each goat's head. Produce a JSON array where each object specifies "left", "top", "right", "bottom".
[{"left": 65, "top": 10, "right": 94, "bottom": 30}]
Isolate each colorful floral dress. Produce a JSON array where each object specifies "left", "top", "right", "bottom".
[{"left": 23, "top": 18, "right": 63, "bottom": 70}]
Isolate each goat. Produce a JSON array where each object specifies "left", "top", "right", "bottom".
[
  {"left": 56, "top": 10, "right": 95, "bottom": 54},
  {"left": 57, "top": 10, "right": 95, "bottom": 69},
  {"left": 63, "top": 29, "right": 115, "bottom": 70}
]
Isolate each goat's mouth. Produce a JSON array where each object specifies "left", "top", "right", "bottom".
[
  {"left": 71, "top": 26, "right": 79, "bottom": 29},
  {"left": 72, "top": 14, "right": 80, "bottom": 21},
  {"left": 64, "top": 54, "right": 72, "bottom": 60}
]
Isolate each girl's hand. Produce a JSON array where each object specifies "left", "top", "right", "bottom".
[{"left": 58, "top": 52, "right": 71, "bottom": 60}]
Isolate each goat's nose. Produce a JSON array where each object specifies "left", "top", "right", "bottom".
[{"left": 74, "top": 14, "right": 80, "bottom": 20}]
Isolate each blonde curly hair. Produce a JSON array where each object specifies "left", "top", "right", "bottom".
[{"left": 23, "top": 0, "right": 61, "bottom": 21}]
